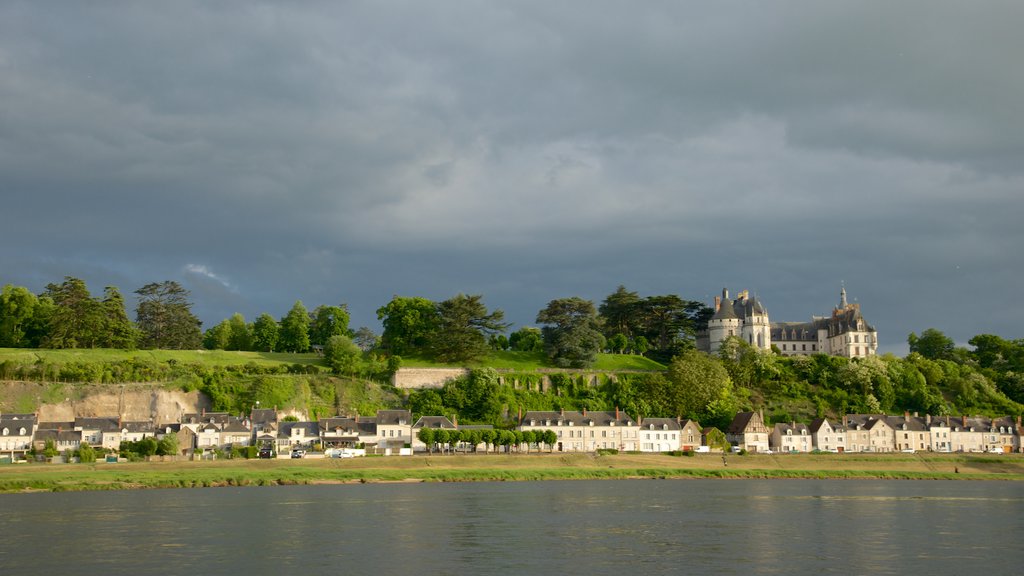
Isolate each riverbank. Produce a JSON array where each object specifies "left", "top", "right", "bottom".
[{"left": 2, "top": 452, "right": 1022, "bottom": 493}]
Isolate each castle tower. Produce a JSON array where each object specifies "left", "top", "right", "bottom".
[{"left": 707, "top": 288, "right": 741, "bottom": 353}]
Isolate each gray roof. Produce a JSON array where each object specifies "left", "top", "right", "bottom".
[
  {"left": 34, "top": 429, "right": 82, "bottom": 442},
  {"left": 412, "top": 416, "right": 456, "bottom": 430},
  {"left": 75, "top": 417, "right": 120, "bottom": 432},
  {"left": 37, "top": 421, "right": 75, "bottom": 430},
  {"left": 250, "top": 408, "right": 278, "bottom": 424},
  {"left": 182, "top": 412, "right": 233, "bottom": 425},
  {"left": 772, "top": 422, "right": 811, "bottom": 435},
  {"left": 119, "top": 421, "right": 156, "bottom": 433},
  {"left": 640, "top": 417, "right": 681, "bottom": 431},
  {"left": 277, "top": 421, "right": 321, "bottom": 438},
  {"left": 520, "top": 410, "right": 637, "bottom": 427},
  {"left": 376, "top": 410, "right": 412, "bottom": 426},
  {"left": 884, "top": 415, "right": 929, "bottom": 432}
]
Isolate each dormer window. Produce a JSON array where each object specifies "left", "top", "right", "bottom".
[
  {"left": 19, "top": 427, "right": 26, "bottom": 435},
  {"left": 662, "top": 424, "right": 668, "bottom": 431},
  {"left": 2, "top": 428, "right": 7, "bottom": 436}
]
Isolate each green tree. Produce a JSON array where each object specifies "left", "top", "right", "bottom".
[
  {"left": 324, "top": 334, "right": 362, "bottom": 376},
  {"left": 43, "top": 277, "right": 105, "bottom": 348},
  {"left": 376, "top": 296, "right": 439, "bottom": 356},
  {"left": 251, "top": 313, "right": 280, "bottom": 352},
  {"left": 135, "top": 281, "right": 202, "bottom": 349},
  {"left": 630, "top": 336, "right": 649, "bottom": 356},
  {"left": 665, "top": 350, "right": 735, "bottom": 422},
  {"left": 607, "top": 333, "right": 629, "bottom": 354},
  {"left": 430, "top": 294, "right": 510, "bottom": 363},
  {"left": 508, "top": 326, "right": 543, "bottom": 352},
  {"left": 309, "top": 305, "right": 352, "bottom": 346},
  {"left": 227, "top": 313, "right": 252, "bottom": 351},
  {"left": 76, "top": 442, "right": 97, "bottom": 463},
  {"left": 598, "top": 285, "right": 641, "bottom": 338},
  {"left": 0, "top": 284, "right": 39, "bottom": 347},
  {"left": 908, "top": 328, "right": 956, "bottom": 361},
  {"left": 352, "top": 326, "right": 379, "bottom": 352},
  {"left": 100, "top": 286, "right": 138, "bottom": 349},
  {"left": 203, "top": 320, "right": 231, "bottom": 350},
  {"left": 279, "top": 300, "right": 311, "bottom": 352},
  {"left": 157, "top": 433, "right": 179, "bottom": 456},
  {"left": 536, "top": 297, "right": 606, "bottom": 368},
  {"left": 417, "top": 427, "right": 436, "bottom": 454},
  {"left": 409, "top": 389, "right": 445, "bottom": 419}
]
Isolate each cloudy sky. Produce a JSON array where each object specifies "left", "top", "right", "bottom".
[{"left": 2, "top": 1, "right": 1021, "bottom": 353}]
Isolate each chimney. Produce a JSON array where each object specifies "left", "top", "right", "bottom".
[
  {"left": 962, "top": 415, "right": 968, "bottom": 427},
  {"left": 582, "top": 408, "right": 587, "bottom": 417},
  {"left": 615, "top": 407, "right": 620, "bottom": 420},
  {"left": 714, "top": 296, "right": 722, "bottom": 311},
  {"left": 926, "top": 414, "right": 931, "bottom": 425}
]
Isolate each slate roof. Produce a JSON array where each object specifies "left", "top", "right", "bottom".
[
  {"left": 376, "top": 410, "right": 412, "bottom": 426},
  {"left": 884, "top": 415, "right": 929, "bottom": 432},
  {"left": 278, "top": 421, "right": 321, "bottom": 438},
  {"left": 75, "top": 417, "right": 120, "bottom": 432},
  {"left": 519, "top": 410, "right": 637, "bottom": 427},
  {"left": 182, "top": 412, "right": 233, "bottom": 425},
  {"left": 809, "top": 418, "right": 844, "bottom": 434},
  {"left": 34, "top": 429, "right": 82, "bottom": 442},
  {"left": 250, "top": 408, "right": 278, "bottom": 425},
  {"left": 37, "top": 421, "right": 75, "bottom": 430},
  {"left": 772, "top": 422, "right": 811, "bottom": 435},
  {"left": 412, "top": 416, "right": 456, "bottom": 430},
  {"left": 0, "top": 418, "right": 34, "bottom": 435},
  {"left": 640, "top": 417, "right": 681, "bottom": 431},
  {"left": 119, "top": 421, "right": 156, "bottom": 433}
]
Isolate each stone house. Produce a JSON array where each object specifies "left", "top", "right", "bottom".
[
  {"left": 844, "top": 415, "right": 894, "bottom": 453},
  {"left": 726, "top": 411, "right": 770, "bottom": 452},
  {"left": 885, "top": 413, "right": 930, "bottom": 452},
  {"left": 411, "top": 416, "right": 457, "bottom": 452},
  {"left": 638, "top": 418, "right": 682, "bottom": 453},
  {"left": 0, "top": 414, "right": 37, "bottom": 457},
  {"left": 376, "top": 410, "right": 413, "bottom": 451},
  {"left": 809, "top": 417, "right": 846, "bottom": 452},
  {"left": 518, "top": 409, "right": 639, "bottom": 452},
  {"left": 276, "top": 421, "right": 320, "bottom": 452},
  {"left": 770, "top": 422, "right": 813, "bottom": 453}
]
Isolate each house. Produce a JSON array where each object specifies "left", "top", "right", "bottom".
[
  {"left": 989, "top": 416, "right": 1020, "bottom": 453},
  {"left": 276, "top": 421, "right": 320, "bottom": 453},
  {"left": 809, "top": 417, "right": 846, "bottom": 453},
  {"left": 0, "top": 413, "right": 37, "bottom": 457},
  {"left": 219, "top": 418, "right": 252, "bottom": 449},
  {"left": 33, "top": 429, "right": 82, "bottom": 454},
  {"left": 411, "top": 416, "right": 457, "bottom": 452},
  {"left": 843, "top": 415, "right": 894, "bottom": 453},
  {"left": 770, "top": 422, "right": 813, "bottom": 453},
  {"left": 518, "top": 409, "right": 639, "bottom": 452},
  {"left": 118, "top": 421, "right": 157, "bottom": 444},
  {"left": 678, "top": 419, "right": 703, "bottom": 451},
  {"left": 726, "top": 411, "right": 769, "bottom": 452},
  {"left": 885, "top": 413, "right": 930, "bottom": 452},
  {"left": 319, "top": 416, "right": 378, "bottom": 448},
  {"left": 638, "top": 418, "right": 682, "bottom": 452},
  {"left": 74, "top": 417, "right": 120, "bottom": 449},
  {"left": 375, "top": 410, "right": 413, "bottom": 451}
]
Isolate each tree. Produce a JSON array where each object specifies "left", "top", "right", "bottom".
[
  {"left": 908, "top": 328, "right": 956, "bottom": 360},
  {"left": 42, "top": 277, "right": 104, "bottom": 348},
  {"left": 376, "top": 296, "right": 439, "bottom": 356},
  {"left": 441, "top": 368, "right": 502, "bottom": 423},
  {"left": 100, "top": 286, "right": 137, "bottom": 349},
  {"left": 430, "top": 294, "right": 510, "bottom": 363},
  {"left": 278, "top": 300, "right": 311, "bottom": 353},
  {"left": 409, "top": 389, "right": 445, "bottom": 419},
  {"left": 417, "top": 427, "right": 436, "bottom": 454},
  {"left": 508, "top": 326, "right": 543, "bottom": 352},
  {"left": 157, "top": 433, "right": 179, "bottom": 456},
  {"left": 135, "top": 281, "right": 202, "bottom": 349},
  {"left": 251, "top": 313, "right": 280, "bottom": 352},
  {"left": 632, "top": 295, "right": 708, "bottom": 360},
  {"left": 536, "top": 297, "right": 606, "bottom": 368},
  {"left": 665, "top": 350, "right": 735, "bottom": 423},
  {"left": 599, "top": 285, "right": 641, "bottom": 338},
  {"left": 309, "top": 305, "right": 352, "bottom": 346},
  {"left": 352, "top": 326, "right": 379, "bottom": 352},
  {"left": 607, "top": 333, "right": 629, "bottom": 354},
  {"left": 203, "top": 320, "right": 231, "bottom": 350},
  {"left": 0, "top": 284, "right": 39, "bottom": 347},
  {"left": 324, "top": 334, "right": 362, "bottom": 376},
  {"left": 227, "top": 313, "right": 252, "bottom": 351}
]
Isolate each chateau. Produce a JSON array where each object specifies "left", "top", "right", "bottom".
[{"left": 698, "top": 286, "right": 878, "bottom": 358}]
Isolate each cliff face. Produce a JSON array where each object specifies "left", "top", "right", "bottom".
[{"left": 1, "top": 382, "right": 211, "bottom": 424}]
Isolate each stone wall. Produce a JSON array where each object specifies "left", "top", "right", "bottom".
[{"left": 392, "top": 368, "right": 470, "bottom": 390}]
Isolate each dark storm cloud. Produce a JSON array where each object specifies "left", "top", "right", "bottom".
[{"left": 1, "top": 1, "right": 1022, "bottom": 350}]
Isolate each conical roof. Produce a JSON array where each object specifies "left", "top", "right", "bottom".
[{"left": 712, "top": 300, "right": 739, "bottom": 320}]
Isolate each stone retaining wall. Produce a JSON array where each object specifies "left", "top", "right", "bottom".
[{"left": 392, "top": 368, "right": 470, "bottom": 389}]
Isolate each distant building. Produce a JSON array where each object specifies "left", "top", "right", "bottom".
[{"left": 698, "top": 285, "right": 878, "bottom": 358}]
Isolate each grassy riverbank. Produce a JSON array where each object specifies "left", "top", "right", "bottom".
[{"left": 2, "top": 452, "right": 1021, "bottom": 493}]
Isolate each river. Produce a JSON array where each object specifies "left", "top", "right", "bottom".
[{"left": 1, "top": 479, "right": 1021, "bottom": 575}]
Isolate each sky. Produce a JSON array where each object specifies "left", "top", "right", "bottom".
[{"left": 2, "top": 1, "right": 1022, "bottom": 354}]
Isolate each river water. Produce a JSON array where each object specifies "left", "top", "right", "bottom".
[{"left": 1, "top": 479, "right": 1021, "bottom": 575}]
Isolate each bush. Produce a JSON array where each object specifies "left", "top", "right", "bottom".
[{"left": 596, "top": 448, "right": 619, "bottom": 455}]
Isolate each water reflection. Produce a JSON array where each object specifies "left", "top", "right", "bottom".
[{"left": 1, "top": 480, "right": 1021, "bottom": 575}]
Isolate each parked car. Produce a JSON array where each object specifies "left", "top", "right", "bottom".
[
  {"left": 291, "top": 449, "right": 305, "bottom": 459},
  {"left": 258, "top": 447, "right": 274, "bottom": 459}
]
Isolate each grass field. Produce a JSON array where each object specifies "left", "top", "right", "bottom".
[{"left": 1, "top": 452, "right": 1019, "bottom": 493}]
